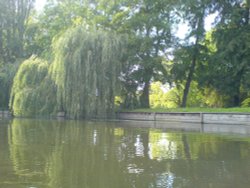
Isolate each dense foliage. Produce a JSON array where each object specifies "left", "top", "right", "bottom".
[
  {"left": 10, "top": 57, "right": 56, "bottom": 116},
  {"left": 2, "top": 0, "right": 250, "bottom": 116},
  {"left": 10, "top": 26, "right": 127, "bottom": 118},
  {"left": 51, "top": 26, "right": 127, "bottom": 118},
  {"left": 0, "top": 0, "right": 35, "bottom": 109}
]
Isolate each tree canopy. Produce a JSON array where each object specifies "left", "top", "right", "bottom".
[
  {"left": 9, "top": 56, "right": 56, "bottom": 116},
  {"left": 2, "top": 0, "right": 250, "bottom": 116},
  {"left": 51, "top": 26, "right": 127, "bottom": 118},
  {"left": 10, "top": 26, "right": 127, "bottom": 118}
]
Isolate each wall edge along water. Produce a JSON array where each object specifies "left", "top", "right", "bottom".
[{"left": 116, "top": 112, "right": 250, "bottom": 125}]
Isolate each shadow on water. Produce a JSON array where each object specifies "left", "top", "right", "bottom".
[{"left": 0, "top": 118, "right": 250, "bottom": 188}]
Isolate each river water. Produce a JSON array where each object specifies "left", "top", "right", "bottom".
[{"left": 0, "top": 118, "right": 250, "bottom": 188}]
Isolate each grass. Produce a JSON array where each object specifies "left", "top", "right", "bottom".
[{"left": 127, "top": 107, "right": 250, "bottom": 113}]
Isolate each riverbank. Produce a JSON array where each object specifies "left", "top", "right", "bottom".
[
  {"left": 128, "top": 107, "right": 250, "bottom": 113},
  {"left": 0, "top": 110, "right": 11, "bottom": 118},
  {"left": 116, "top": 111, "right": 250, "bottom": 125}
]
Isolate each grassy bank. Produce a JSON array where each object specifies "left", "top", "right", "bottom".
[{"left": 127, "top": 107, "right": 250, "bottom": 113}]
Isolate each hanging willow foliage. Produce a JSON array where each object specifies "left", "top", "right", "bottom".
[
  {"left": 50, "top": 26, "right": 127, "bottom": 119},
  {"left": 10, "top": 26, "right": 127, "bottom": 118},
  {"left": 10, "top": 56, "right": 57, "bottom": 117}
]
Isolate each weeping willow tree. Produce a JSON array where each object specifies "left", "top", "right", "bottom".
[
  {"left": 9, "top": 56, "right": 57, "bottom": 117},
  {"left": 10, "top": 26, "right": 127, "bottom": 118},
  {"left": 50, "top": 26, "right": 127, "bottom": 119}
]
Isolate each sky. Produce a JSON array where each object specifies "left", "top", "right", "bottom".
[
  {"left": 176, "top": 13, "right": 217, "bottom": 40},
  {"left": 35, "top": 0, "right": 47, "bottom": 11}
]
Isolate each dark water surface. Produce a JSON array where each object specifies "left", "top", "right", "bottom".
[{"left": 0, "top": 118, "right": 250, "bottom": 188}]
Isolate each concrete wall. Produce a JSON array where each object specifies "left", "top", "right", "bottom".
[
  {"left": 203, "top": 113, "right": 250, "bottom": 125},
  {"left": 117, "top": 112, "right": 250, "bottom": 125},
  {"left": 0, "top": 110, "right": 11, "bottom": 118},
  {"left": 156, "top": 112, "right": 201, "bottom": 123},
  {"left": 117, "top": 112, "right": 156, "bottom": 121}
]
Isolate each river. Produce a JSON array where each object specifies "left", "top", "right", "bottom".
[{"left": 0, "top": 118, "right": 250, "bottom": 188}]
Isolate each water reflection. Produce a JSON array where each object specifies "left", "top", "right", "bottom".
[
  {"left": 134, "top": 135, "right": 144, "bottom": 157},
  {"left": 148, "top": 132, "right": 178, "bottom": 160},
  {"left": 0, "top": 119, "right": 249, "bottom": 188}
]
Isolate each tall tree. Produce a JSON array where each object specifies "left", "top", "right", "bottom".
[
  {"left": 32, "top": 0, "right": 89, "bottom": 57},
  {"left": 0, "top": 0, "right": 34, "bottom": 62},
  {"left": 80, "top": 0, "right": 174, "bottom": 109},
  {"left": 10, "top": 26, "right": 127, "bottom": 118},
  {"left": 121, "top": 0, "right": 173, "bottom": 108},
  {"left": 172, "top": 0, "right": 218, "bottom": 107},
  {"left": 24, "top": 0, "right": 174, "bottom": 109},
  {"left": 0, "top": 0, "right": 34, "bottom": 109},
  {"left": 51, "top": 26, "right": 127, "bottom": 118},
  {"left": 200, "top": 0, "right": 250, "bottom": 107}
]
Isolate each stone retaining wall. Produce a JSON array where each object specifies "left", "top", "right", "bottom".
[
  {"left": 203, "top": 113, "right": 250, "bottom": 124},
  {"left": 156, "top": 112, "right": 201, "bottom": 123},
  {"left": 0, "top": 110, "right": 11, "bottom": 118},
  {"left": 117, "top": 112, "right": 250, "bottom": 125}
]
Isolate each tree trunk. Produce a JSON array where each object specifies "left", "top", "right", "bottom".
[
  {"left": 232, "top": 68, "right": 244, "bottom": 107},
  {"left": 140, "top": 80, "right": 150, "bottom": 108},
  {"left": 181, "top": 54, "right": 197, "bottom": 107},
  {"left": 181, "top": 13, "right": 204, "bottom": 108},
  {"left": 0, "top": 27, "right": 3, "bottom": 58},
  {"left": 245, "top": 1, "right": 249, "bottom": 25},
  {"left": 233, "top": 95, "right": 240, "bottom": 107}
]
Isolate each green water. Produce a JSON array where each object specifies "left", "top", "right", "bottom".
[{"left": 0, "top": 119, "right": 250, "bottom": 188}]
